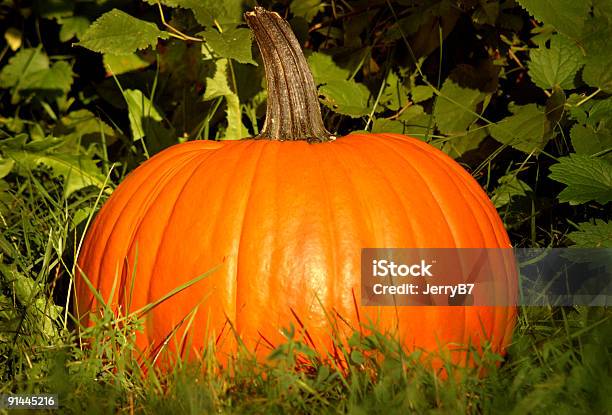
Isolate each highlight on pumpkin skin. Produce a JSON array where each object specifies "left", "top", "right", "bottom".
[{"left": 74, "top": 6, "right": 516, "bottom": 372}]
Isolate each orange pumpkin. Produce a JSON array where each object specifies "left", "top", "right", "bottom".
[{"left": 75, "top": 7, "right": 515, "bottom": 368}]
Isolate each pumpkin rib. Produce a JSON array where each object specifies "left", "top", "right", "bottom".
[
  {"left": 418, "top": 146, "right": 516, "bottom": 351},
  {"left": 383, "top": 133, "right": 509, "bottom": 246},
  {"left": 124, "top": 149, "right": 224, "bottom": 349},
  {"left": 370, "top": 135, "right": 462, "bottom": 247},
  {"left": 318, "top": 141, "right": 371, "bottom": 339},
  {"left": 342, "top": 136, "right": 467, "bottom": 352},
  {"left": 80, "top": 148, "right": 192, "bottom": 287},
  {"left": 78, "top": 149, "right": 206, "bottom": 325},
  {"left": 324, "top": 139, "right": 382, "bottom": 329},
  {"left": 311, "top": 142, "right": 341, "bottom": 329},
  {"left": 345, "top": 135, "right": 437, "bottom": 246},
  {"left": 373, "top": 134, "right": 514, "bottom": 353},
  {"left": 111, "top": 151, "right": 206, "bottom": 299},
  {"left": 141, "top": 143, "right": 251, "bottom": 351},
  {"left": 432, "top": 149, "right": 510, "bottom": 248},
  {"left": 379, "top": 135, "right": 484, "bottom": 248},
  {"left": 371, "top": 136, "right": 473, "bottom": 351},
  {"left": 414, "top": 145, "right": 507, "bottom": 350},
  {"left": 233, "top": 141, "right": 270, "bottom": 348},
  {"left": 422, "top": 149, "right": 517, "bottom": 353},
  {"left": 341, "top": 136, "right": 430, "bottom": 312},
  {"left": 432, "top": 162, "right": 516, "bottom": 351}
]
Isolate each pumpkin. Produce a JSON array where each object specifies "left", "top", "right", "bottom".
[{"left": 75, "top": 7, "right": 515, "bottom": 368}]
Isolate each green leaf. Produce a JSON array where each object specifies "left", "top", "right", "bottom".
[
  {"left": 58, "top": 16, "right": 90, "bottom": 42},
  {"left": 33, "top": 0, "right": 74, "bottom": 19},
  {"left": 144, "top": 0, "right": 244, "bottom": 27},
  {"left": 123, "top": 90, "right": 177, "bottom": 153},
  {"left": 490, "top": 103, "right": 554, "bottom": 154},
  {"left": 516, "top": 0, "right": 591, "bottom": 39},
  {"left": 103, "top": 53, "right": 151, "bottom": 76},
  {"left": 528, "top": 35, "right": 583, "bottom": 90},
  {"left": 204, "top": 59, "right": 248, "bottom": 139},
  {"left": 472, "top": 1, "right": 500, "bottom": 25},
  {"left": 567, "top": 95, "right": 612, "bottom": 127},
  {"left": 307, "top": 52, "right": 350, "bottom": 85},
  {"left": 24, "top": 61, "right": 73, "bottom": 93},
  {"left": 223, "top": 93, "right": 247, "bottom": 140},
  {"left": 201, "top": 27, "right": 256, "bottom": 65},
  {"left": 411, "top": 85, "right": 434, "bottom": 104},
  {"left": 350, "top": 349, "right": 365, "bottom": 365},
  {"left": 372, "top": 105, "right": 431, "bottom": 139},
  {"left": 371, "top": 118, "right": 405, "bottom": 135},
  {"left": 396, "top": 105, "right": 432, "bottom": 138},
  {"left": 76, "top": 9, "right": 169, "bottom": 56},
  {"left": 319, "top": 80, "right": 371, "bottom": 117},
  {"left": 587, "top": 98, "right": 612, "bottom": 127},
  {"left": 123, "top": 89, "right": 164, "bottom": 141},
  {"left": 568, "top": 220, "right": 612, "bottom": 247},
  {"left": 0, "top": 48, "right": 73, "bottom": 101},
  {"left": 379, "top": 71, "right": 409, "bottom": 112},
  {"left": 0, "top": 158, "right": 14, "bottom": 179},
  {"left": 570, "top": 124, "right": 612, "bottom": 157},
  {"left": 594, "top": 0, "right": 612, "bottom": 22},
  {"left": 291, "top": 0, "right": 326, "bottom": 24},
  {"left": 581, "top": 19, "right": 612, "bottom": 92},
  {"left": 3, "top": 141, "right": 107, "bottom": 198},
  {"left": 441, "top": 127, "right": 487, "bottom": 159},
  {"left": 491, "top": 174, "right": 532, "bottom": 208},
  {"left": 0, "top": 48, "right": 49, "bottom": 89},
  {"left": 434, "top": 79, "right": 486, "bottom": 134},
  {"left": 549, "top": 155, "right": 612, "bottom": 205},
  {"left": 55, "top": 109, "right": 117, "bottom": 144},
  {"left": 204, "top": 59, "right": 233, "bottom": 99}
]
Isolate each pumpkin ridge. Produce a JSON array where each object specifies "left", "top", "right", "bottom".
[
  {"left": 371, "top": 136, "right": 507, "bottom": 351},
  {"left": 369, "top": 136, "right": 459, "bottom": 248},
  {"left": 418, "top": 144, "right": 517, "bottom": 349},
  {"left": 311, "top": 143, "right": 340, "bottom": 323},
  {"left": 323, "top": 138, "right": 382, "bottom": 323},
  {"left": 120, "top": 151, "right": 215, "bottom": 299},
  {"left": 328, "top": 137, "right": 378, "bottom": 246},
  {"left": 428, "top": 151, "right": 517, "bottom": 349},
  {"left": 334, "top": 137, "right": 458, "bottom": 347},
  {"left": 83, "top": 150, "right": 204, "bottom": 324},
  {"left": 141, "top": 149, "right": 226, "bottom": 350},
  {"left": 340, "top": 136, "right": 422, "bottom": 247},
  {"left": 426, "top": 150, "right": 515, "bottom": 345},
  {"left": 361, "top": 136, "right": 469, "bottom": 347},
  {"left": 376, "top": 134, "right": 491, "bottom": 247},
  {"left": 233, "top": 141, "right": 272, "bottom": 346}
]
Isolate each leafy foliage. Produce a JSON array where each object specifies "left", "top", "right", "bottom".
[
  {"left": 201, "top": 27, "right": 256, "bottom": 65},
  {"left": 549, "top": 155, "right": 612, "bottom": 205},
  {"left": 76, "top": 9, "right": 170, "bottom": 55},
  {"left": 568, "top": 220, "right": 612, "bottom": 248},
  {"left": 489, "top": 103, "right": 553, "bottom": 154},
  {"left": 528, "top": 34, "right": 582, "bottom": 90},
  {"left": 517, "top": 0, "right": 591, "bottom": 39},
  {"left": 434, "top": 80, "right": 486, "bottom": 134}
]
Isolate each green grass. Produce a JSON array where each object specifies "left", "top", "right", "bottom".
[{"left": 1, "top": 172, "right": 610, "bottom": 414}]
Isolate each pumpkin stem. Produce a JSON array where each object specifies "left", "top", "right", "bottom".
[{"left": 245, "top": 7, "right": 334, "bottom": 143}]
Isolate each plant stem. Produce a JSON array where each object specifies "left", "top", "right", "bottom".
[{"left": 245, "top": 7, "right": 334, "bottom": 142}]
